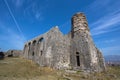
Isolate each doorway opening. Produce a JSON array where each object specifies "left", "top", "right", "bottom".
[{"left": 76, "top": 52, "right": 80, "bottom": 66}]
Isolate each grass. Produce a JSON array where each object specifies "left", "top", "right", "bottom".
[
  {"left": 0, "top": 57, "right": 120, "bottom": 80},
  {"left": 0, "top": 57, "right": 58, "bottom": 80}
]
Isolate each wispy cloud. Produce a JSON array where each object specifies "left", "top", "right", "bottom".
[
  {"left": 11, "top": 0, "right": 24, "bottom": 8},
  {"left": 103, "top": 40, "right": 116, "bottom": 43},
  {"left": 91, "top": 11, "right": 120, "bottom": 36},
  {"left": 96, "top": 39, "right": 116, "bottom": 44},
  {"left": 4, "top": 0, "right": 24, "bottom": 36},
  {"left": 23, "top": 1, "right": 47, "bottom": 21},
  {"left": 92, "top": 11, "right": 120, "bottom": 30},
  {"left": 35, "top": 12, "right": 44, "bottom": 21},
  {"left": 88, "top": 0, "right": 120, "bottom": 36},
  {"left": 0, "top": 25, "right": 26, "bottom": 51},
  {"left": 1, "top": 0, "right": 26, "bottom": 51},
  {"left": 59, "top": 20, "right": 71, "bottom": 34},
  {"left": 87, "top": 0, "right": 111, "bottom": 11},
  {"left": 101, "top": 46, "right": 120, "bottom": 55}
]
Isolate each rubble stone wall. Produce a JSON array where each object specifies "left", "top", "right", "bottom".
[{"left": 23, "top": 12, "right": 106, "bottom": 72}]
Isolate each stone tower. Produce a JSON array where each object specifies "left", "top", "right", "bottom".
[
  {"left": 71, "top": 12, "right": 89, "bottom": 38},
  {"left": 70, "top": 12, "right": 105, "bottom": 71}
]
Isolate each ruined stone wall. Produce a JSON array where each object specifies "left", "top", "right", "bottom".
[
  {"left": 24, "top": 27, "right": 71, "bottom": 69},
  {"left": 6, "top": 50, "right": 22, "bottom": 57},
  {"left": 23, "top": 12, "right": 106, "bottom": 72}
]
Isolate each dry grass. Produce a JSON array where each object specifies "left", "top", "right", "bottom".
[
  {"left": 0, "top": 57, "right": 120, "bottom": 80},
  {"left": 0, "top": 57, "right": 59, "bottom": 80}
]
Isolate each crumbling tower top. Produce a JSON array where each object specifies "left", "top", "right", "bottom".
[{"left": 71, "top": 12, "right": 89, "bottom": 37}]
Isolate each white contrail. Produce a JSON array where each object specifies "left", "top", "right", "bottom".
[{"left": 4, "top": 0, "right": 24, "bottom": 36}]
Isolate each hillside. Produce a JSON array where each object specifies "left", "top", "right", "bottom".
[{"left": 0, "top": 57, "right": 120, "bottom": 80}]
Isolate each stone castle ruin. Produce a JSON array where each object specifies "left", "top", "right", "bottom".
[
  {"left": 6, "top": 50, "right": 22, "bottom": 57},
  {"left": 23, "top": 12, "right": 106, "bottom": 72}
]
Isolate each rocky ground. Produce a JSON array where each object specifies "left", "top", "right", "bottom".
[{"left": 0, "top": 57, "right": 120, "bottom": 80}]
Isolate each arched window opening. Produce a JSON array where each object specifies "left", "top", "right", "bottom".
[
  {"left": 41, "top": 51, "right": 43, "bottom": 56},
  {"left": 28, "top": 42, "right": 31, "bottom": 46},
  {"left": 28, "top": 42, "right": 31, "bottom": 54},
  {"left": 25, "top": 44, "right": 27, "bottom": 47},
  {"left": 23, "top": 45, "right": 27, "bottom": 54},
  {"left": 11, "top": 50, "right": 13, "bottom": 53},
  {"left": 33, "top": 40, "right": 36, "bottom": 46},
  {"left": 38, "top": 37, "right": 44, "bottom": 43},
  {"left": 32, "top": 52, "right": 34, "bottom": 56},
  {"left": 76, "top": 52, "right": 80, "bottom": 66}
]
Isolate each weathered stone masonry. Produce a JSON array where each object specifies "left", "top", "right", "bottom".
[{"left": 23, "top": 12, "right": 106, "bottom": 72}]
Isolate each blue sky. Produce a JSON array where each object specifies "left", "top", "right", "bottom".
[{"left": 0, "top": 0, "right": 120, "bottom": 55}]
